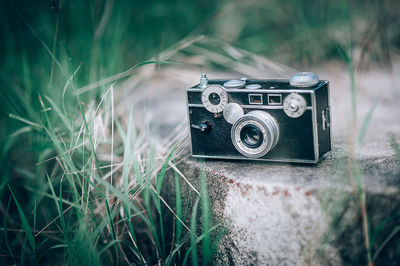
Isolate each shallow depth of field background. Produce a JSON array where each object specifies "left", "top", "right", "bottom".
[{"left": 0, "top": 0, "right": 399, "bottom": 265}]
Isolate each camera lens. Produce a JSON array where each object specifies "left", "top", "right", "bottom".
[
  {"left": 240, "top": 124, "right": 264, "bottom": 148},
  {"left": 208, "top": 92, "right": 221, "bottom": 105},
  {"left": 231, "top": 111, "right": 279, "bottom": 158}
]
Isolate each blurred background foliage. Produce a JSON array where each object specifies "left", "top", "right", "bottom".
[
  {"left": 1, "top": 0, "right": 399, "bottom": 83},
  {"left": 0, "top": 0, "right": 399, "bottom": 125},
  {"left": 1, "top": 0, "right": 399, "bottom": 156}
]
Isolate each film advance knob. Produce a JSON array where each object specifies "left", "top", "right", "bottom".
[
  {"left": 245, "top": 84, "right": 262, "bottom": 90},
  {"left": 223, "top": 79, "right": 246, "bottom": 89},
  {"left": 289, "top": 72, "right": 319, "bottom": 87}
]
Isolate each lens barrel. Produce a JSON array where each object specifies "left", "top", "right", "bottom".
[{"left": 231, "top": 111, "right": 279, "bottom": 158}]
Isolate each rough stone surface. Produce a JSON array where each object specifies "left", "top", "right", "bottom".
[
  {"left": 222, "top": 181, "right": 325, "bottom": 265},
  {"left": 120, "top": 55, "right": 400, "bottom": 265}
]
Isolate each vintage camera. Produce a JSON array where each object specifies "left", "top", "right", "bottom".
[{"left": 186, "top": 72, "right": 331, "bottom": 163}]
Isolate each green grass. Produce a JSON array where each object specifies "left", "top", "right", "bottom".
[
  {"left": 1, "top": 58, "right": 220, "bottom": 264},
  {"left": 0, "top": 0, "right": 223, "bottom": 264}
]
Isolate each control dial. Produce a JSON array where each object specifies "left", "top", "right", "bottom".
[
  {"left": 283, "top": 93, "right": 307, "bottom": 118},
  {"left": 246, "top": 84, "right": 262, "bottom": 90},
  {"left": 223, "top": 79, "right": 245, "bottom": 89},
  {"left": 289, "top": 72, "right": 319, "bottom": 87},
  {"left": 201, "top": 85, "right": 228, "bottom": 113}
]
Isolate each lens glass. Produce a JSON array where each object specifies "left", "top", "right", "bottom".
[
  {"left": 240, "top": 124, "right": 264, "bottom": 149},
  {"left": 208, "top": 92, "right": 221, "bottom": 105}
]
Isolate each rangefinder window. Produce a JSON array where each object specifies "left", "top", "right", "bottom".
[
  {"left": 268, "top": 94, "right": 282, "bottom": 105},
  {"left": 249, "top": 94, "right": 263, "bottom": 105}
]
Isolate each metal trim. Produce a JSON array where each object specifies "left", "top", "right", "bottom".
[
  {"left": 219, "top": 89, "right": 316, "bottom": 94},
  {"left": 188, "top": 104, "right": 205, "bottom": 108},
  {"left": 188, "top": 88, "right": 319, "bottom": 94},
  {"left": 242, "top": 105, "right": 283, "bottom": 110},
  {"left": 188, "top": 103, "right": 313, "bottom": 110},
  {"left": 188, "top": 88, "right": 205, "bottom": 92},
  {"left": 241, "top": 105, "right": 313, "bottom": 110},
  {"left": 311, "top": 92, "right": 320, "bottom": 162},
  {"left": 191, "top": 154, "right": 319, "bottom": 164},
  {"left": 327, "top": 82, "right": 332, "bottom": 150},
  {"left": 185, "top": 90, "right": 195, "bottom": 156}
]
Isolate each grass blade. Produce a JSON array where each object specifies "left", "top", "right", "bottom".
[
  {"left": 200, "top": 171, "right": 211, "bottom": 265},
  {"left": 8, "top": 113, "right": 42, "bottom": 129},
  {"left": 156, "top": 144, "right": 177, "bottom": 193},
  {"left": 8, "top": 186, "right": 36, "bottom": 250},
  {"left": 186, "top": 197, "right": 200, "bottom": 266},
  {"left": 390, "top": 134, "right": 400, "bottom": 161},
  {"left": 3, "top": 196, "right": 17, "bottom": 265},
  {"left": 44, "top": 95, "right": 73, "bottom": 133},
  {"left": 372, "top": 226, "right": 400, "bottom": 263},
  {"left": 174, "top": 161, "right": 183, "bottom": 244},
  {"left": 122, "top": 108, "right": 134, "bottom": 196},
  {"left": 358, "top": 100, "right": 378, "bottom": 147}
]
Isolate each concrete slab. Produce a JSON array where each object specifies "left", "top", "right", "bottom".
[{"left": 119, "top": 52, "right": 400, "bottom": 264}]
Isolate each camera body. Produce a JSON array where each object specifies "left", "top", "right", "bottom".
[{"left": 186, "top": 72, "right": 331, "bottom": 163}]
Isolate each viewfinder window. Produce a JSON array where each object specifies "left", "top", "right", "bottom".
[
  {"left": 249, "top": 94, "right": 263, "bottom": 105},
  {"left": 268, "top": 94, "right": 282, "bottom": 105}
]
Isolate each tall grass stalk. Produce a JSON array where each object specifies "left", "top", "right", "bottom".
[
  {"left": 339, "top": 15, "right": 399, "bottom": 263},
  {"left": 340, "top": 45, "right": 373, "bottom": 265}
]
